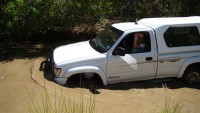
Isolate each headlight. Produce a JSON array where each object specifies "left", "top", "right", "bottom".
[{"left": 54, "top": 68, "right": 61, "bottom": 76}]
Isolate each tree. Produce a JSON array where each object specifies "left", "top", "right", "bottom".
[
  {"left": 1, "top": 0, "right": 200, "bottom": 41},
  {"left": 1, "top": 0, "right": 113, "bottom": 40}
]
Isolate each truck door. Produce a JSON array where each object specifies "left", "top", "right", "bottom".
[{"left": 107, "top": 31, "right": 157, "bottom": 83}]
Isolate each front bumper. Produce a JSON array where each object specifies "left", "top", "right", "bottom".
[
  {"left": 47, "top": 51, "right": 68, "bottom": 85},
  {"left": 47, "top": 51, "right": 54, "bottom": 71},
  {"left": 54, "top": 77, "right": 68, "bottom": 85}
]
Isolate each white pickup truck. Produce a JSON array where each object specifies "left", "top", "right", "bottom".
[{"left": 48, "top": 17, "right": 200, "bottom": 86}]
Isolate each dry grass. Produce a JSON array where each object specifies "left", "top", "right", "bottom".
[
  {"left": 28, "top": 84, "right": 183, "bottom": 113},
  {"left": 28, "top": 85, "right": 96, "bottom": 113}
]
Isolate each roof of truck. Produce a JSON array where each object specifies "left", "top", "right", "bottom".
[
  {"left": 138, "top": 16, "right": 200, "bottom": 29},
  {"left": 112, "top": 17, "right": 200, "bottom": 31}
]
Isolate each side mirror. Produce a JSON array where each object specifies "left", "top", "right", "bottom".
[{"left": 113, "top": 47, "right": 125, "bottom": 56}]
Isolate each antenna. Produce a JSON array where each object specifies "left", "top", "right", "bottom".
[{"left": 135, "top": 19, "right": 138, "bottom": 24}]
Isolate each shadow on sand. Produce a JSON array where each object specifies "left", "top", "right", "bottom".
[
  {"left": 0, "top": 39, "right": 78, "bottom": 62},
  {"left": 0, "top": 42, "right": 56, "bottom": 62}
]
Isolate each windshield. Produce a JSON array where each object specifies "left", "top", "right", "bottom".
[{"left": 90, "top": 26, "right": 124, "bottom": 53}]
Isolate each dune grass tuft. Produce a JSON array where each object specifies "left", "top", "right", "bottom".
[{"left": 28, "top": 85, "right": 96, "bottom": 113}]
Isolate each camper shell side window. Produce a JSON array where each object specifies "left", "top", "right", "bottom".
[{"left": 164, "top": 26, "right": 200, "bottom": 47}]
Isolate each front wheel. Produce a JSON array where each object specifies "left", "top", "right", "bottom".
[
  {"left": 183, "top": 67, "right": 200, "bottom": 86},
  {"left": 66, "top": 73, "right": 103, "bottom": 88}
]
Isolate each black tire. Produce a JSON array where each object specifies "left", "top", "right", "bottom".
[
  {"left": 66, "top": 74, "right": 84, "bottom": 88},
  {"left": 183, "top": 66, "right": 200, "bottom": 86},
  {"left": 66, "top": 74, "right": 103, "bottom": 88}
]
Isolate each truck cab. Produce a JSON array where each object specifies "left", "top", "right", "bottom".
[
  {"left": 106, "top": 23, "right": 157, "bottom": 84},
  {"left": 49, "top": 17, "right": 200, "bottom": 86}
]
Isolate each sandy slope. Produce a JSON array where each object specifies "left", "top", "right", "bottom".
[
  {"left": 0, "top": 59, "right": 39, "bottom": 113},
  {"left": 0, "top": 58, "right": 200, "bottom": 113}
]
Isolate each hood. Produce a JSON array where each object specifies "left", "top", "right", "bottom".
[{"left": 53, "top": 41, "right": 101, "bottom": 65}]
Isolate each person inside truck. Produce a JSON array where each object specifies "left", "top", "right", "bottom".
[
  {"left": 132, "top": 32, "right": 145, "bottom": 53},
  {"left": 117, "top": 32, "right": 150, "bottom": 54}
]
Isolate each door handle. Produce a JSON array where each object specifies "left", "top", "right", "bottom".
[{"left": 146, "top": 57, "right": 153, "bottom": 61}]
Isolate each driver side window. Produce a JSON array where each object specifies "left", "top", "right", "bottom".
[{"left": 117, "top": 32, "right": 151, "bottom": 54}]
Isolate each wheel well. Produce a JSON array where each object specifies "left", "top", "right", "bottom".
[
  {"left": 183, "top": 62, "right": 200, "bottom": 76},
  {"left": 185, "top": 62, "right": 200, "bottom": 70},
  {"left": 66, "top": 73, "right": 103, "bottom": 86},
  {"left": 182, "top": 62, "right": 200, "bottom": 85}
]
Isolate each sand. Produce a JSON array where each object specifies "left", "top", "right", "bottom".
[{"left": 0, "top": 58, "right": 200, "bottom": 113}]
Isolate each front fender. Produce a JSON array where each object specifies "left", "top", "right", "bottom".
[
  {"left": 63, "top": 66, "right": 107, "bottom": 85},
  {"left": 177, "top": 57, "right": 200, "bottom": 78}
]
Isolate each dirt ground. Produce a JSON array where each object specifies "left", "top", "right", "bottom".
[{"left": 0, "top": 57, "right": 200, "bottom": 113}]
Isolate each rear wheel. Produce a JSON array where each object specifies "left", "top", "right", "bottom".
[{"left": 183, "top": 67, "right": 200, "bottom": 85}]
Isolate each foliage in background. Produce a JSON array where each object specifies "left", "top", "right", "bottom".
[
  {"left": 1, "top": 0, "right": 113, "bottom": 40},
  {"left": 0, "top": 0, "right": 200, "bottom": 41},
  {"left": 109, "top": 0, "right": 182, "bottom": 21}
]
